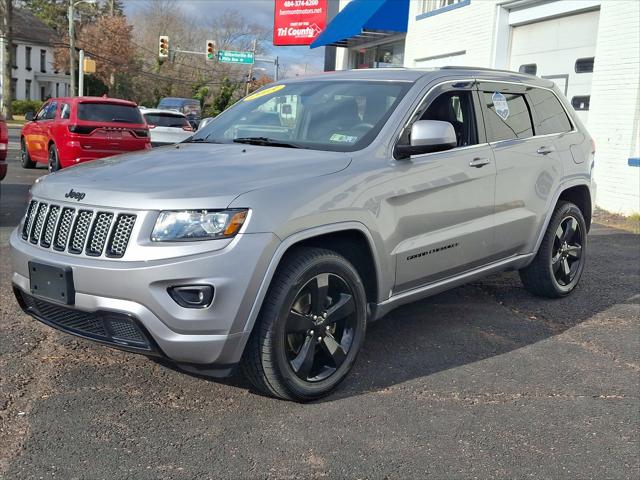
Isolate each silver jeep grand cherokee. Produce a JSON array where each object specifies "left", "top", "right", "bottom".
[{"left": 11, "top": 68, "right": 595, "bottom": 401}]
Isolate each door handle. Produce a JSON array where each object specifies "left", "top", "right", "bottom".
[
  {"left": 537, "top": 145, "right": 556, "bottom": 155},
  {"left": 469, "top": 157, "right": 491, "bottom": 168}
]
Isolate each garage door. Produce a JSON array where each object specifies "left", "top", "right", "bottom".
[{"left": 509, "top": 10, "right": 599, "bottom": 124}]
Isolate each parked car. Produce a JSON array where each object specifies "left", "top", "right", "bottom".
[
  {"left": 198, "top": 117, "right": 214, "bottom": 131},
  {"left": 11, "top": 68, "right": 595, "bottom": 401},
  {"left": 140, "top": 108, "right": 193, "bottom": 146},
  {"left": 157, "top": 97, "right": 201, "bottom": 130},
  {"left": 0, "top": 116, "right": 7, "bottom": 181},
  {"left": 20, "top": 97, "right": 150, "bottom": 172}
]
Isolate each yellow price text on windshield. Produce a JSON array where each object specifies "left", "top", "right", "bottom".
[{"left": 244, "top": 84, "right": 286, "bottom": 102}]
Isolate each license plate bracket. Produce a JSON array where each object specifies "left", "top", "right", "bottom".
[{"left": 28, "top": 261, "right": 75, "bottom": 305}]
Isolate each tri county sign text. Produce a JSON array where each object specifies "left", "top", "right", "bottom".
[{"left": 273, "top": 0, "right": 327, "bottom": 46}]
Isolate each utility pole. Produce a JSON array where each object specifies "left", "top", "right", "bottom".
[
  {"left": 78, "top": 49, "right": 84, "bottom": 97},
  {"left": 0, "top": 0, "right": 13, "bottom": 119},
  {"left": 68, "top": 0, "right": 76, "bottom": 97},
  {"left": 245, "top": 39, "right": 257, "bottom": 96}
]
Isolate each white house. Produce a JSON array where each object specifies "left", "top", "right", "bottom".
[
  {"left": 0, "top": 8, "right": 70, "bottom": 110},
  {"left": 319, "top": 0, "right": 640, "bottom": 215}
]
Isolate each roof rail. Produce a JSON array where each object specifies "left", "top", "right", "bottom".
[{"left": 440, "top": 65, "right": 538, "bottom": 78}]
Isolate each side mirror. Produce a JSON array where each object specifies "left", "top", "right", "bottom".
[
  {"left": 395, "top": 120, "right": 457, "bottom": 158},
  {"left": 25, "top": 111, "right": 35, "bottom": 122}
]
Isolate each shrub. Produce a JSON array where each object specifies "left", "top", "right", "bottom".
[{"left": 12, "top": 100, "right": 43, "bottom": 115}]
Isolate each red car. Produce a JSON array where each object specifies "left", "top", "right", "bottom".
[
  {"left": 20, "top": 97, "right": 150, "bottom": 172},
  {"left": 0, "top": 116, "right": 7, "bottom": 180}
]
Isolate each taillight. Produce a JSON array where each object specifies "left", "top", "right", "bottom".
[
  {"left": 134, "top": 129, "right": 149, "bottom": 138},
  {"left": 68, "top": 125, "right": 97, "bottom": 134},
  {"left": 182, "top": 125, "right": 193, "bottom": 132}
]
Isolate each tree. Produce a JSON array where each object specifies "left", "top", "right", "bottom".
[
  {"left": 55, "top": 15, "right": 136, "bottom": 95},
  {"left": 208, "top": 78, "right": 238, "bottom": 117},
  {"left": 0, "top": 0, "right": 12, "bottom": 119},
  {"left": 18, "top": 0, "right": 67, "bottom": 33}
]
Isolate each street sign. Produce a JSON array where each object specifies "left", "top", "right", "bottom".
[{"left": 217, "top": 50, "right": 254, "bottom": 64}]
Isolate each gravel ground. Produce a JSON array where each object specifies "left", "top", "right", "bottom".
[{"left": 1, "top": 137, "right": 638, "bottom": 479}]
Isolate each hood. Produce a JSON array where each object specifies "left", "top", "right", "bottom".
[{"left": 31, "top": 143, "right": 352, "bottom": 210}]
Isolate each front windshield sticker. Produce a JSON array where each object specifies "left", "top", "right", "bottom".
[
  {"left": 492, "top": 91, "right": 509, "bottom": 120},
  {"left": 329, "top": 133, "right": 358, "bottom": 143},
  {"left": 244, "top": 84, "right": 286, "bottom": 102}
]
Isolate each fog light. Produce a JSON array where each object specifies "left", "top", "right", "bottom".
[{"left": 168, "top": 285, "right": 214, "bottom": 309}]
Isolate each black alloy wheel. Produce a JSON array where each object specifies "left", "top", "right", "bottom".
[
  {"left": 551, "top": 216, "right": 583, "bottom": 286},
  {"left": 241, "top": 247, "right": 367, "bottom": 401},
  {"left": 21, "top": 138, "right": 35, "bottom": 168},
  {"left": 48, "top": 144, "right": 60, "bottom": 172},
  {"left": 284, "top": 272, "right": 357, "bottom": 382},
  {"left": 520, "top": 201, "right": 587, "bottom": 298}
]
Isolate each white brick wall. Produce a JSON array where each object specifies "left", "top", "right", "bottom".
[
  {"left": 404, "top": 0, "right": 498, "bottom": 67},
  {"left": 588, "top": 0, "right": 640, "bottom": 215}
]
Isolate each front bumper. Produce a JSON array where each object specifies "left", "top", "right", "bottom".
[{"left": 10, "top": 228, "right": 280, "bottom": 366}]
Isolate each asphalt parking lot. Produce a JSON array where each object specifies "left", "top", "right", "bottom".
[{"left": 1, "top": 129, "right": 638, "bottom": 479}]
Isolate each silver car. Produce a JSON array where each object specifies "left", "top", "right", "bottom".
[
  {"left": 140, "top": 108, "right": 194, "bottom": 147},
  {"left": 11, "top": 68, "right": 595, "bottom": 401}
]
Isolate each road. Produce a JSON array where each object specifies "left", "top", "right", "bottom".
[{"left": 1, "top": 128, "right": 638, "bottom": 479}]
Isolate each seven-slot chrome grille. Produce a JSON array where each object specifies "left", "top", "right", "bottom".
[{"left": 21, "top": 200, "right": 136, "bottom": 258}]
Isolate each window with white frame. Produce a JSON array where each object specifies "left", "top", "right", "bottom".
[{"left": 419, "top": 0, "right": 465, "bottom": 15}]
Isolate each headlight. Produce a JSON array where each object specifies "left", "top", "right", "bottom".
[{"left": 151, "top": 209, "right": 248, "bottom": 242}]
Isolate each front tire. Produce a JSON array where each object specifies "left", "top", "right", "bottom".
[
  {"left": 48, "top": 144, "right": 60, "bottom": 172},
  {"left": 21, "top": 138, "right": 35, "bottom": 169},
  {"left": 520, "top": 201, "right": 587, "bottom": 298},
  {"left": 241, "top": 247, "right": 367, "bottom": 401}
]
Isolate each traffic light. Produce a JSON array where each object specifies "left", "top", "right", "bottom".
[
  {"left": 206, "top": 40, "right": 215, "bottom": 61},
  {"left": 159, "top": 35, "right": 169, "bottom": 59}
]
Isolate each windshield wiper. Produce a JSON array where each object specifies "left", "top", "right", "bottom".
[
  {"left": 183, "top": 137, "right": 223, "bottom": 143},
  {"left": 233, "top": 137, "right": 301, "bottom": 149}
]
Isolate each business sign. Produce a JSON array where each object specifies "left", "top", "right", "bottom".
[
  {"left": 217, "top": 50, "right": 255, "bottom": 64},
  {"left": 273, "top": 0, "right": 327, "bottom": 46}
]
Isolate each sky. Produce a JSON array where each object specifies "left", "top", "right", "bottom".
[{"left": 122, "top": 0, "right": 326, "bottom": 77}]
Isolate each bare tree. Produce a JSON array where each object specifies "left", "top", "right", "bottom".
[{"left": 0, "top": 0, "right": 13, "bottom": 119}]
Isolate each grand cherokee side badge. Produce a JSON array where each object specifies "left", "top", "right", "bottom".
[{"left": 65, "top": 189, "right": 86, "bottom": 201}]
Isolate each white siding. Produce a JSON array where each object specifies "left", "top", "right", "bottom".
[{"left": 588, "top": 0, "right": 640, "bottom": 215}]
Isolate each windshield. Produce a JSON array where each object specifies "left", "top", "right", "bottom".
[{"left": 190, "top": 80, "right": 411, "bottom": 152}]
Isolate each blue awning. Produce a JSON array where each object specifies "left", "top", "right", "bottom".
[{"left": 310, "top": 0, "right": 409, "bottom": 49}]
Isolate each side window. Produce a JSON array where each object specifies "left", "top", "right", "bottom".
[
  {"left": 420, "top": 91, "right": 478, "bottom": 147},
  {"left": 60, "top": 103, "right": 71, "bottom": 119},
  {"left": 35, "top": 102, "right": 49, "bottom": 121},
  {"left": 482, "top": 91, "right": 534, "bottom": 142},
  {"left": 43, "top": 102, "right": 58, "bottom": 120},
  {"left": 528, "top": 88, "right": 572, "bottom": 135}
]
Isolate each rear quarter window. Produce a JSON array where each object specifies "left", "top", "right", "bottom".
[
  {"left": 77, "top": 103, "right": 143, "bottom": 124},
  {"left": 528, "top": 88, "right": 572, "bottom": 135},
  {"left": 482, "top": 92, "right": 534, "bottom": 142}
]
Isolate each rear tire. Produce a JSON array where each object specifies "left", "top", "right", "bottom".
[
  {"left": 519, "top": 201, "right": 587, "bottom": 298},
  {"left": 21, "top": 138, "right": 35, "bottom": 169},
  {"left": 48, "top": 144, "right": 60, "bottom": 172},
  {"left": 241, "top": 247, "right": 367, "bottom": 401}
]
